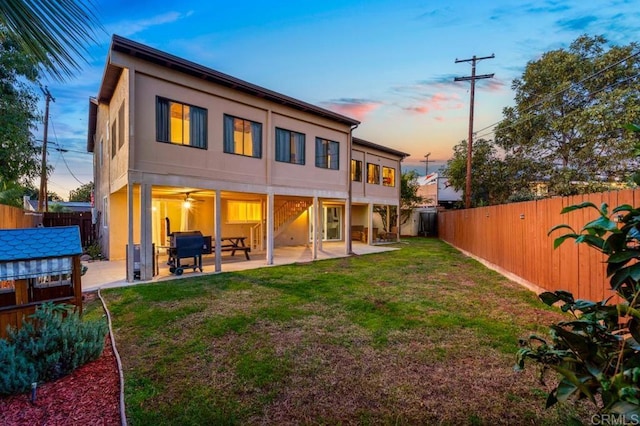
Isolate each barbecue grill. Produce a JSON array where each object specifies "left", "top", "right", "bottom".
[{"left": 167, "top": 231, "right": 204, "bottom": 275}]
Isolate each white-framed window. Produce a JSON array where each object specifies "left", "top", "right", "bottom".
[
  {"left": 156, "top": 96, "right": 207, "bottom": 149},
  {"left": 315, "top": 138, "right": 339, "bottom": 170},
  {"left": 223, "top": 114, "right": 262, "bottom": 158},
  {"left": 275, "top": 128, "right": 305, "bottom": 165},
  {"left": 31, "top": 273, "right": 72, "bottom": 289}
]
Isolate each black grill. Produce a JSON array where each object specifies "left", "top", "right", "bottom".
[{"left": 167, "top": 231, "right": 204, "bottom": 275}]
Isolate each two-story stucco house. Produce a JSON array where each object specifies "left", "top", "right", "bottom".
[{"left": 87, "top": 35, "right": 408, "bottom": 281}]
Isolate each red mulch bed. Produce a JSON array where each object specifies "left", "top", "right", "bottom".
[{"left": 0, "top": 334, "right": 121, "bottom": 425}]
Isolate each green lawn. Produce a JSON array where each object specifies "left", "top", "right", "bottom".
[{"left": 99, "top": 238, "right": 591, "bottom": 425}]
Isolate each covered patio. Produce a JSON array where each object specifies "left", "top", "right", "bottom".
[{"left": 81, "top": 241, "right": 400, "bottom": 292}]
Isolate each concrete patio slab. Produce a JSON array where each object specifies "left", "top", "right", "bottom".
[{"left": 81, "top": 242, "right": 401, "bottom": 292}]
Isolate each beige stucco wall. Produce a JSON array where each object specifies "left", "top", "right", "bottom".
[
  {"left": 123, "top": 54, "right": 352, "bottom": 195},
  {"left": 92, "top": 47, "right": 407, "bottom": 262},
  {"left": 351, "top": 145, "right": 402, "bottom": 205}
]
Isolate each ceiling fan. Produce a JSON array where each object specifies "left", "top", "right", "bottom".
[{"left": 182, "top": 192, "right": 204, "bottom": 208}]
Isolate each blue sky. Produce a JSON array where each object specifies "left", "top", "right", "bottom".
[{"left": 37, "top": 0, "right": 640, "bottom": 199}]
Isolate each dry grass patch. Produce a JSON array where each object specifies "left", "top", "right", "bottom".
[{"left": 103, "top": 238, "right": 593, "bottom": 424}]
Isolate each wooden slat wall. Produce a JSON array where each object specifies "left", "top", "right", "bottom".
[
  {"left": 438, "top": 189, "right": 639, "bottom": 302},
  {"left": 0, "top": 205, "right": 41, "bottom": 229},
  {"left": 43, "top": 212, "right": 94, "bottom": 248}
]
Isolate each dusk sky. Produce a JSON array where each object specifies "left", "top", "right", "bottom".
[{"left": 36, "top": 0, "right": 639, "bottom": 199}]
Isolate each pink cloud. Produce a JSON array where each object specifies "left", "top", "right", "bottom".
[
  {"left": 402, "top": 92, "right": 462, "bottom": 115},
  {"left": 482, "top": 79, "right": 506, "bottom": 92},
  {"left": 321, "top": 99, "right": 382, "bottom": 121}
]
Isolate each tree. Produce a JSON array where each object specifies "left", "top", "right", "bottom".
[
  {"left": 495, "top": 35, "right": 640, "bottom": 196},
  {"left": 0, "top": 31, "right": 41, "bottom": 185},
  {"left": 400, "top": 170, "right": 424, "bottom": 223},
  {"left": 69, "top": 182, "right": 93, "bottom": 202},
  {"left": 374, "top": 171, "right": 424, "bottom": 232},
  {"left": 0, "top": 0, "right": 102, "bottom": 81},
  {"left": 443, "top": 138, "right": 515, "bottom": 206}
]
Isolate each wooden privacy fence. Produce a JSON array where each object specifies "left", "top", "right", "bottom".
[
  {"left": 43, "top": 212, "right": 94, "bottom": 248},
  {"left": 0, "top": 204, "right": 41, "bottom": 229},
  {"left": 438, "top": 189, "right": 640, "bottom": 302}
]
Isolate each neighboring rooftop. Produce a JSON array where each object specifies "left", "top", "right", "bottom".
[{"left": 23, "top": 197, "right": 91, "bottom": 213}]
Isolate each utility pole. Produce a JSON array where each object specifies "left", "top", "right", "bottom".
[
  {"left": 420, "top": 152, "right": 431, "bottom": 176},
  {"left": 38, "top": 86, "right": 55, "bottom": 212},
  {"left": 454, "top": 54, "right": 494, "bottom": 208}
]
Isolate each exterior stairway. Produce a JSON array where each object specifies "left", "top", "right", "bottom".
[{"left": 274, "top": 199, "right": 312, "bottom": 237}]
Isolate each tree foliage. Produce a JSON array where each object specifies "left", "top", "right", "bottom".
[
  {"left": 517, "top": 125, "right": 640, "bottom": 420},
  {"left": 495, "top": 35, "right": 640, "bottom": 196},
  {"left": 400, "top": 170, "right": 424, "bottom": 223},
  {"left": 0, "top": 0, "right": 102, "bottom": 81},
  {"left": 68, "top": 182, "right": 93, "bottom": 202},
  {"left": 442, "top": 138, "right": 518, "bottom": 207},
  {"left": 374, "top": 171, "right": 425, "bottom": 231},
  {"left": 0, "top": 30, "right": 41, "bottom": 185}
]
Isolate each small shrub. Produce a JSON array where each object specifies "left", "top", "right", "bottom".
[
  {"left": 0, "top": 302, "right": 108, "bottom": 395},
  {"left": 85, "top": 241, "right": 103, "bottom": 260}
]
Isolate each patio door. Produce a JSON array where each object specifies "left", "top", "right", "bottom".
[{"left": 309, "top": 206, "right": 342, "bottom": 241}]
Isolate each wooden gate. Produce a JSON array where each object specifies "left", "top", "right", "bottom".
[{"left": 43, "top": 212, "right": 94, "bottom": 248}]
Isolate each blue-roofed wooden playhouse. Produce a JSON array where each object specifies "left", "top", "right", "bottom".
[{"left": 0, "top": 226, "right": 83, "bottom": 337}]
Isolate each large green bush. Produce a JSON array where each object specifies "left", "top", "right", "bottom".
[
  {"left": 516, "top": 124, "right": 640, "bottom": 423},
  {"left": 0, "top": 302, "right": 108, "bottom": 395}
]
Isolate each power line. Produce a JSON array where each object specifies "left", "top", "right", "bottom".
[
  {"left": 472, "top": 48, "right": 640, "bottom": 140},
  {"left": 38, "top": 86, "right": 54, "bottom": 212},
  {"left": 50, "top": 120, "right": 87, "bottom": 186},
  {"left": 454, "top": 54, "right": 495, "bottom": 209},
  {"left": 474, "top": 69, "right": 640, "bottom": 141}
]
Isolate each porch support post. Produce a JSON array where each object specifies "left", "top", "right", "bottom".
[
  {"left": 214, "top": 189, "right": 222, "bottom": 272},
  {"left": 396, "top": 200, "right": 401, "bottom": 242},
  {"left": 386, "top": 205, "right": 391, "bottom": 233},
  {"left": 266, "top": 191, "right": 274, "bottom": 265},
  {"left": 140, "top": 183, "right": 153, "bottom": 280},
  {"left": 367, "top": 202, "right": 374, "bottom": 245},
  {"left": 126, "top": 183, "right": 134, "bottom": 282},
  {"left": 312, "top": 196, "right": 319, "bottom": 260},
  {"left": 345, "top": 197, "right": 352, "bottom": 255}
]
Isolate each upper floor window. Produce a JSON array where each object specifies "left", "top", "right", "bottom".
[
  {"left": 118, "top": 103, "right": 125, "bottom": 148},
  {"left": 351, "top": 159, "right": 362, "bottom": 181},
  {"left": 275, "top": 128, "right": 305, "bottom": 165},
  {"left": 156, "top": 96, "right": 207, "bottom": 149},
  {"left": 224, "top": 114, "right": 262, "bottom": 158},
  {"left": 383, "top": 166, "right": 395, "bottom": 187},
  {"left": 315, "top": 138, "right": 339, "bottom": 170},
  {"left": 367, "top": 163, "right": 380, "bottom": 184},
  {"left": 111, "top": 120, "right": 117, "bottom": 158}
]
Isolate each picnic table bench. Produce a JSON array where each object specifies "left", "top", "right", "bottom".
[{"left": 215, "top": 237, "right": 251, "bottom": 260}]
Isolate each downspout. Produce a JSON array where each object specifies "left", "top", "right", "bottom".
[{"left": 347, "top": 123, "right": 359, "bottom": 255}]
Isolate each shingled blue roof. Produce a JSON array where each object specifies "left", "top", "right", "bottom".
[{"left": 0, "top": 226, "right": 82, "bottom": 262}]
